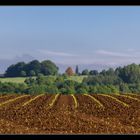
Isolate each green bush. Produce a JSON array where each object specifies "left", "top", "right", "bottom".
[
  {"left": 59, "top": 87, "right": 75, "bottom": 94},
  {"left": 26, "top": 84, "right": 46, "bottom": 94},
  {"left": 46, "top": 85, "right": 59, "bottom": 94},
  {"left": 76, "top": 88, "right": 88, "bottom": 94}
]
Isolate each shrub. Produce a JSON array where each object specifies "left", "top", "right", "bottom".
[
  {"left": 46, "top": 85, "right": 59, "bottom": 94},
  {"left": 20, "top": 71, "right": 27, "bottom": 77},
  {"left": 29, "top": 70, "right": 36, "bottom": 76},
  {"left": 76, "top": 88, "right": 88, "bottom": 94},
  {"left": 26, "top": 85, "right": 46, "bottom": 94}
]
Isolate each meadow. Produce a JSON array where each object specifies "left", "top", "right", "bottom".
[{"left": 0, "top": 75, "right": 87, "bottom": 83}]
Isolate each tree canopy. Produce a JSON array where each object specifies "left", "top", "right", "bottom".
[{"left": 4, "top": 60, "right": 59, "bottom": 77}]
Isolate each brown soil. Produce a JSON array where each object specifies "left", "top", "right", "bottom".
[
  {"left": 0, "top": 94, "right": 140, "bottom": 134},
  {"left": 0, "top": 94, "right": 19, "bottom": 102}
]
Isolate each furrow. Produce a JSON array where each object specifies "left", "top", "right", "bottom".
[
  {"left": 46, "top": 94, "right": 60, "bottom": 110},
  {"left": 83, "top": 94, "right": 104, "bottom": 108},
  {"left": 0, "top": 95, "right": 29, "bottom": 107},
  {"left": 118, "top": 95, "right": 140, "bottom": 102},
  {"left": 71, "top": 94, "right": 78, "bottom": 109},
  {"left": 22, "top": 94, "right": 45, "bottom": 107},
  {"left": 98, "top": 94, "right": 129, "bottom": 107}
]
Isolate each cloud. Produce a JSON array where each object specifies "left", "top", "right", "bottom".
[
  {"left": 127, "top": 48, "right": 136, "bottom": 52},
  {"left": 95, "top": 50, "right": 131, "bottom": 57},
  {"left": 38, "top": 49, "right": 78, "bottom": 57}
]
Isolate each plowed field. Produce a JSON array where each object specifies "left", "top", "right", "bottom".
[{"left": 0, "top": 94, "right": 140, "bottom": 134}]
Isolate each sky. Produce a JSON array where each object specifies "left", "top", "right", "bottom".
[{"left": 0, "top": 6, "right": 140, "bottom": 73}]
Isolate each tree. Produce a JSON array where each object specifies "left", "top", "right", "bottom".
[
  {"left": 45, "top": 85, "right": 59, "bottom": 94},
  {"left": 4, "top": 59, "right": 58, "bottom": 77},
  {"left": 65, "top": 67, "right": 74, "bottom": 76},
  {"left": 61, "top": 87, "right": 75, "bottom": 94},
  {"left": 76, "top": 87, "right": 88, "bottom": 94},
  {"left": 119, "top": 83, "right": 130, "bottom": 93},
  {"left": 20, "top": 71, "right": 26, "bottom": 77},
  {"left": 37, "top": 73, "right": 44, "bottom": 77},
  {"left": 26, "top": 85, "right": 46, "bottom": 94},
  {"left": 25, "top": 60, "right": 41, "bottom": 76},
  {"left": 89, "top": 70, "right": 98, "bottom": 75},
  {"left": 35, "top": 75, "right": 55, "bottom": 85},
  {"left": 41, "top": 60, "right": 59, "bottom": 75},
  {"left": 29, "top": 70, "right": 36, "bottom": 76},
  {"left": 5, "top": 62, "right": 26, "bottom": 77},
  {"left": 76, "top": 83, "right": 89, "bottom": 94},
  {"left": 106, "top": 68, "right": 115, "bottom": 76},
  {"left": 82, "top": 69, "right": 89, "bottom": 75},
  {"left": 100, "top": 70, "right": 106, "bottom": 76},
  {"left": 89, "top": 86, "right": 98, "bottom": 94},
  {"left": 62, "top": 73, "right": 68, "bottom": 79},
  {"left": 75, "top": 65, "right": 79, "bottom": 75},
  {"left": 118, "top": 63, "right": 140, "bottom": 83},
  {"left": 24, "top": 77, "right": 36, "bottom": 85},
  {"left": 83, "top": 75, "right": 122, "bottom": 86},
  {"left": 55, "top": 76, "right": 65, "bottom": 88}
]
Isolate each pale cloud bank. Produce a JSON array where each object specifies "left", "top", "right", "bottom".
[
  {"left": 95, "top": 50, "right": 132, "bottom": 57},
  {"left": 95, "top": 49, "right": 140, "bottom": 59},
  {"left": 36, "top": 49, "right": 140, "bottom": 66},
  {"left": 38, "top": 49, "right": 78, "bottom": 57},
  {"left": 1, "top": 48, "right": 140, "bottom": 73}
]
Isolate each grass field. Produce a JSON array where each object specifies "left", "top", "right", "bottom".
[
  {"left": 0, "top": 75, "right": 87, "bottom": 83},
  {"left": 0, "top": 77, "right": 26, "bottom": 83},
  {"left": 66, "top": 75, "right": 87, "bottom": 82}
]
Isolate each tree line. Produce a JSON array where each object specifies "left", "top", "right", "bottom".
[
  {"left": 4, "top": 60, "right": 58, "bottom": 77},
  {"left": 1, "top": 60, "right": 140, "bottom": 94}
]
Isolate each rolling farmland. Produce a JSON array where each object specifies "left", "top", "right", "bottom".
[{"left": 0, "top": 93, "right": 140, "bottom": 134}]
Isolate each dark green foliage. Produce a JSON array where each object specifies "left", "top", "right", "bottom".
[
  {"left": 128, "top": 83, "right": 140, "bottom": 93},
  {"left": 82, "top": 69, "right": 89, "bottom": 75},
  {"left": 26, "top": 85, "right": 46, "bottom": 94},
  {"left": 24, "top": 77, "right": 36, "bottom": 85},
  {"left": 75, "top": 65, "right": 79, "bottom": 75},
  {"left": 89, "top": 70, "right": 98, "bottom": 75},
  {"left": 75, "top": 83, "right": 89, "bottom": 94},
  {"left": 29, "top": 70, "right": 36, "bottom": 76},
  {"left": 25, "top": 60, "right": 41, "bottom": 76},
  {"left": 5, "top": 62, "right": 26, "bottom": 77},
  {"left": 76, "top": 87, "right": 88, "bottom": 94},
  {"left": 60, "top": 87, "right": 75, "bottom": 94},
  {"left": 62, "top": 73, "right": 68, "bottom": 79},
  {"left": 117, "top": 63, "right": 140, "bottom": 83},
  {"left": 37, "top": 73, "right": 44, "bottom": 77},
  {"left": 41, "top": 60, "right": 58, "bottom": 75},
  {"left": 55, "top": 76, "right": 65, "bottom": 88},
  {"left": 83, "top": 75, "right": 122, "bottom": 86},
  {"left": 88, "top": 86, "right": 98, "bottom": 94},
  {"left": 20, "top": 71, "right": 27, "bottom": 77},
  {"left": 45, "top": 85, "right": 59, "bottom": 94},
  {"left": 4, "top": 60, "right": 58, "bottom": 77},
  {"left": 88, "top": 85, "right": 119, "bottom": 94},
  {"left": 0, "top": 82, "right": 27, "bottom": 94},
  {"left": 119, "top": 83, "right": 130, "bottom": 93}
]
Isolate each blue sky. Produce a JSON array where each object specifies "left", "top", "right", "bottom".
[{"left": 0, "top": 6, "right": 140, "bottom": 73}]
